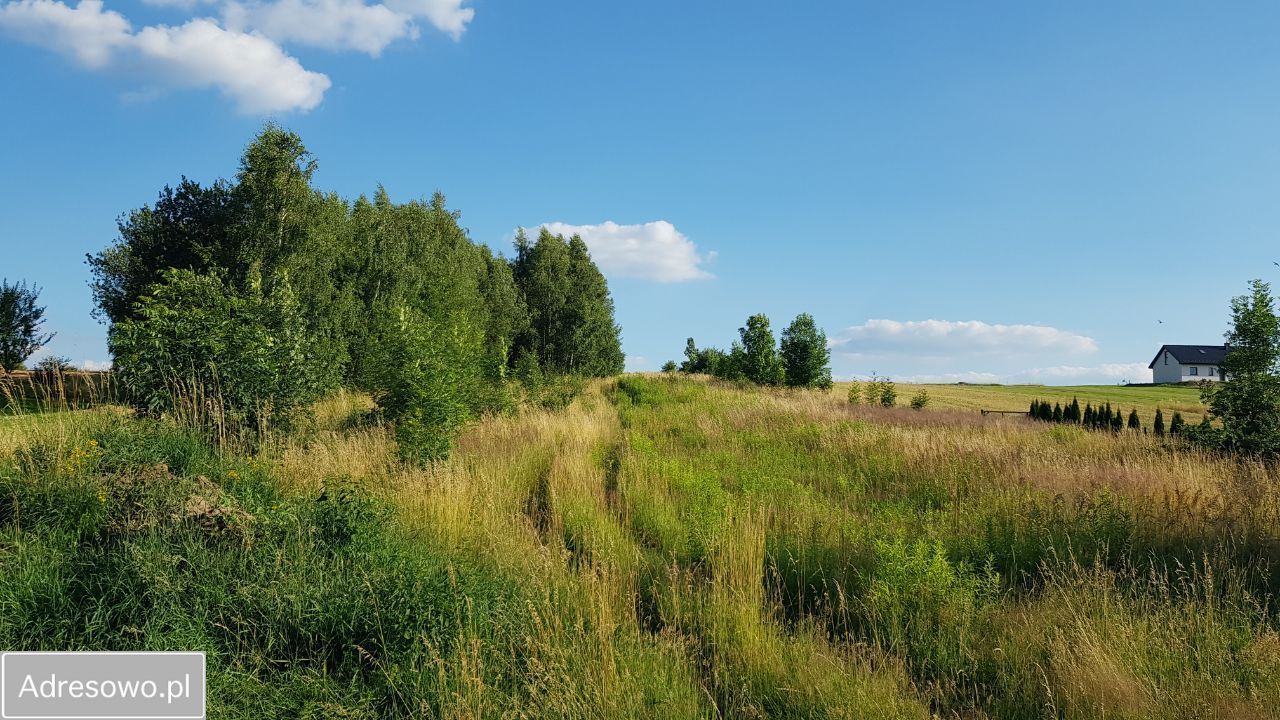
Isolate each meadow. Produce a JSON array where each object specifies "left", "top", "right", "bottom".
[
  {"left": 847, "top": 381, "right": 1209, "bottom": 425},
  {"left": 1, "top": 375, "right": 1277, "bottom": 718}
]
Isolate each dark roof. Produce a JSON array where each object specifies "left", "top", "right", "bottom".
[{"left": 1148, "top": 344, "right": 1228, "bottom": 369}]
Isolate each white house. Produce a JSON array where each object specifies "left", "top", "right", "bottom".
[{"left": 1148, "top": 344, "right": 1227, "bottom": 384}]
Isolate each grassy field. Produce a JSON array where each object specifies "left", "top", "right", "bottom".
[
  {"left": 1, "top": 376, "right": 1277, "bottom": 718},
  {"left": 838, "top": 381, "right": 1209, "bottom": 425}
]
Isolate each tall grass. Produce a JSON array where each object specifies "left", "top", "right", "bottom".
[{"left": 0, "top": 373, "right": 1277, "bottom": 718}]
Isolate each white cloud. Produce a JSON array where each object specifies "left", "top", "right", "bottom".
[
  {"left": 79, "top": 359, "right": 112, "bottom": 371},
  {"left": 1, "top": 0, "right": 472, "bottom": 110},
  {"left": 625, "top": 355, "right": 653, "bottom": 371},
  {"left": 134, "top": 19, "right": 330, "bottom": 112},
  {"left": 0, "top": 0, "right": 329, "bottom": 112},
  {"left": 0, "top": 0, "right": 130, "bottom": 67},
  {"left": 536, "top": 221, "right": 715, "bottom": 283},
  {"left": 223, "top": 0, "right": 470, "bottom": 55},
  {"left": 902, "top": 363, "right": 1152, "bottom": 385},
  {"left": 140, "top": 0, "right": 216, "bottom": 9},
  {"left": 383, "top": 0, "right": 471, "bottom": 39},
  {"left": 223, "top": 0, "right": 413, "bottom": 55},
  {"left": 831, "top": 319, "right": 1098, "bottom": 358}
]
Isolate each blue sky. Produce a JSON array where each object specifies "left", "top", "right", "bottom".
[{"left": 3, "top": 1, "right": 1279, "bottom": 383}]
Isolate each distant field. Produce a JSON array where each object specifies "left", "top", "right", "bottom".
[{"left": 835, "top": 381, "right": 1208, "bottom": 425}]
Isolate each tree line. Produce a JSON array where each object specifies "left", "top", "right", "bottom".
[
  {"left": 1027, "top": 398, "right": 1187, "bottom": 435},
  {"left": 85, "top": 125, "right": 622, "bottom": 460},
  {"left": 670, "top": 312, "right": 833, "bottom": 389}
]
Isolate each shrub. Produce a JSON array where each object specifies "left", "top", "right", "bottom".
[
  {"left": 376, "top": 309, "right": 482, "bottom": 463},
  {"left": 879, "top": 379, "right": 897, "bottom": 407},
  {"left": 109, "top": 269, "right": 319, "bottom": 433},
  {"left": 910, "top": 389, "right": 929, "bottom": 410},
  {"left": 847, "top": 382, "right": 862, "bottom": 405},
  {"left": 661, "top": 360, "right": 678, "bottom": 373}
]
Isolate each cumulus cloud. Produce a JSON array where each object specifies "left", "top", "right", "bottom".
[
  {"left": 78, "top": 359, "right": 112, "bottom": 371},
  {"left": 902, "top": 363, "right": 1152, "bottom": 385},
  {"left": 383, "top": 0, "right": 471, "bottom": 39},
  {"left": 222, "top": 0, "right": 470, "bottom": 55},
  {"left": 1, "top": 0, "right": 472, "bottom": 109},
  {"left": 134, "top": 19, "right": 330, "bottom": 112},
  {"left": 831, "top": 319, "right": 1098, "bottom": 358},
  {"left": 0, "top": 0, "right": 328, "bottom": 112},
  {"left": 0, "top": 0, "right": 129, "bottom": 66},
  {"left": 535, "top": 221, "right": 715, "bottom": 283}
]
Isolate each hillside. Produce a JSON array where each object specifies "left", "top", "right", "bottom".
[
  {"left": 839, "top": 381, "right": 1209, "bottom": 425},
  {"left": 1, "top": 376, "right": 1277, "bottom": 718}
]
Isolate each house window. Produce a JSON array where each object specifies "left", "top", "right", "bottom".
[
  {"left": 1189, "top": 366, "right": 1199, "bottom": 376},
  {"left": 1209, "top": 367, "right": 1216, "bottom": 376}
]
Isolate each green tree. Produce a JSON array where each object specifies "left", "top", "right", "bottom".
[
  {"left": 779, "top": 313, "right": 833, "bottom": 389},
  {"left": 910, "top": 388, "right": 930, "bottom": 410},
  {"left": 377, "top": 308, "right": 481, "bottom": 463},
  {"left": 1170, "top": 412, "right": 1185, "bottom": 436},
  {"left": 511, "top": 229, "right": 623, "bottom": 377},
  {"left": 680, "top": 338, "right": 702, "bottom": 373},
  {"left": 108, "top": 270, "right": 317, "bottom": 431},
  {"left": 0, "top": 279, "right": 55, "bottom": 373},
  {"left": 1154, "top": 408, "right": 1166, "bottom": 436},
  {"left": 738, "top": 314, "right": 783, "bottom": 385},
  {"left": 1127, "top": 408, "right": 1141, "bottom": 431},
  {"left": 661, "top": 360, "right": 678, "bottom": 373},
  {"left": 878, "top": 378, "right": 897, "bottom": 407},
  {"left": 1053, "top": 402, "right": 1063, "bottom": 422},
  {"left": 1201, "top": 279, "right": 1280, "bottom": 456}
]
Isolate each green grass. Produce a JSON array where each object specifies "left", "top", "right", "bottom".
[
  {"left": 0, "top": 376, "right": 1275, "bottom": 719},
  {"left": 840, "top": 381, "right": 1209, "bottom": 424}
]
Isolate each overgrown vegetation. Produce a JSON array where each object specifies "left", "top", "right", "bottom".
[
  {"left": 88, "top": 125, "right": 622, "bottom": 458},
  {"left": 679, "top": 312, "right": 832, "bottom": 389},
  {"left": 4, "top": 374, "right": 1278, "bottom": 718}
]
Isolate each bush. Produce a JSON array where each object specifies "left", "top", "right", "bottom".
[
  {"left": 376, "top": 309, "right": 482, "bottom": 463},
  {"left": 847, "top": 382, "right": 862, "bottom": 405},
  {"left": 864, "top": 376, "right": 897, "bottom": 407},
  {"left": 661, "top": 360, "right": 678, "bottom": 373},
  {"left": 109, "top": 269, "right": 320, "bottom": 433},
  {"left": 910, "top": 389, "right": 929, "bottom": 410}
]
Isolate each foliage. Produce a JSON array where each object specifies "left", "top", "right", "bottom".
[
  {"left": 779, "top": 313, "right": 832, "bottom": 389},
  {"left": 661, "top": 360, "right": 678, "bottom": 373},
  {"left": 910, "top": 388, "right": 930, "bottom": 410},
  {"left": 864, "top": 376, "right": 897, "bottom": 407},
  {"left": 0, "top": 279, "right": 55, "bottom": 372},
  {"left": 375, "top": 309, "right": 482, "bottom": 463},
  {"left": 108, "top": 270, "right": 318, "bottom": 432},
  {"left": 737, "top": 314, "right": 783, "bottom": 386},
  {"left": 1200, "top": 279, "right": 1280, "bottom": 457},
  {"left": 90, "top": 126, "right": 619, "bottom": 455},
  {"left": 510, "top": 228, "right": 623, "bottom": 378}
]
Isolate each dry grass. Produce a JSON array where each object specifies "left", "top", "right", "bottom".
[{"left": 5, "top": 373, "right": 1278, "bottom": 718}]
